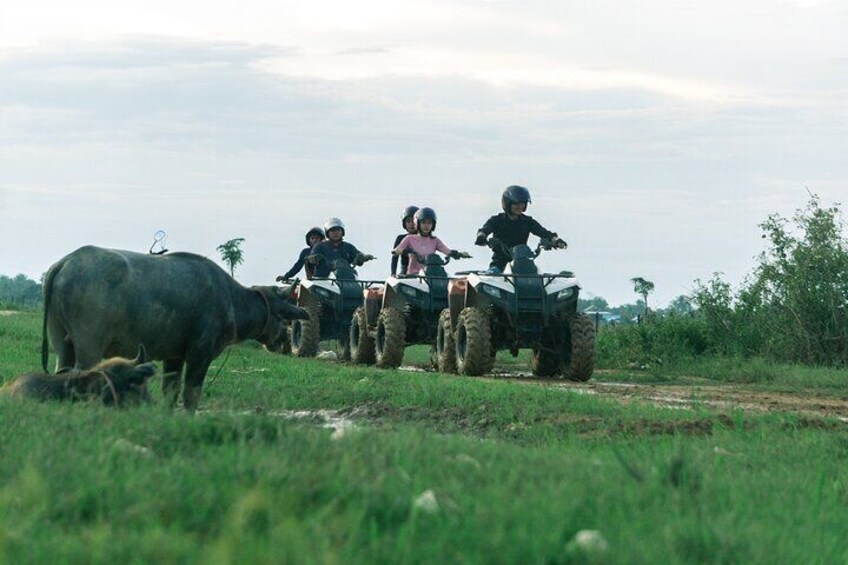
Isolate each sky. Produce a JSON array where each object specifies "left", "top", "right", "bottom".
[{"left": 1, "top": 0, "right": 846, "bottom": 306}]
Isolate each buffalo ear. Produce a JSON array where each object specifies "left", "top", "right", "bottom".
[{"left": 133, "top": 344, "right": 148, "bottom": 365}]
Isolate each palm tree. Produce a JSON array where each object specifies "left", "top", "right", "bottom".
[
  {"left": 217, "top": 238, "right": 246, "bottom": 278},
  {"left": 630, "top": 277, "right": 655, "bottom": 317}
]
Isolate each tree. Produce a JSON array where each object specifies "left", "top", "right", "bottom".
[
  {"left": 668, "top": 294, "right": 694, "bottom": 315},
  {"left": 630, "top": 277, "right": 655, "bottom": 316},
  {"left": 217, "top": 238, "right": 246, "bottom": 278}
]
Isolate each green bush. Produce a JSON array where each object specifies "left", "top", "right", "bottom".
[{"left": 693, "top": 195, "right": 848, "bottom": 366}]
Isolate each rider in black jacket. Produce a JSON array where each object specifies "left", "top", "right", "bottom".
[
  {"left": 391, "top": 205, "right": 419, "bottom": 275},
  {"left": 475, "top": 185, "right": 566, "bottom": 272},
  {"left": 277, "top": 226, "right": 325, "bottom": 282},
  {"left": 309, "top": 217, "right": 374, "bottom": 277}
]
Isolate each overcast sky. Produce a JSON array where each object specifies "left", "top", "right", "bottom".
[{"left": 1, "top": 0, "right": 846, "bottom": 306}]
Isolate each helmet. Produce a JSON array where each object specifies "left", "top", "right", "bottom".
[
  {"left": 304, "top": 226, "right": 325, "bottom": 246},
  {"left": 401, "top": 205, "right": 420, "bottom": 228},
  {"left": 414, "top": 207, "right": 437, "bottom": 233},
  {"left": 323, "top": 217, "right": 346, "bottom": 237},
  {"left": 501, "top": 185, "right": 532, "bottom": 212}
]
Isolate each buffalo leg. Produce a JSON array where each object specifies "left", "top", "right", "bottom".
[
  {"left": 162, "top": 359, "right": 184, "bottom": 408},
  {"left": 182, "top": 357, "right": 212, "bottom": 412}
]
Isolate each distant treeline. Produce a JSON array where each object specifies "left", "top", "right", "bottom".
[{"left": 0, "top": 274, "right": 42, "bottom": 309}]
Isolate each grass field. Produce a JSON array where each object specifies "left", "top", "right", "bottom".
[{"left": 1, "top": 310, "right": 847, "bottom": 563}]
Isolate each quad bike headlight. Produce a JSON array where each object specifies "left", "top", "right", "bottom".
[
  {"left": 556, "top": 287, "right": 575, "bottom": 301},
  {"left": 313, "top": 287, "right": 333, "bottom": 298},
  {"left": 400, "top": 286, "right": 419, "bottom": 298},
  {"left": 480, "top": 284, "right": 504, "bottom": 299}
]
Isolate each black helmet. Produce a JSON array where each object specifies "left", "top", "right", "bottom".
[
  {"left": 501, "top": 185, "right": 532, "bottom": 212},
  {"left": 414, "top": 207, "right": 437, "bottom": 233},
  {"left": 402, "top": 205, "right": 420, "bottom": 229},
  {"left": 304, "top": 226, "right": 325, "bottom": 246}
]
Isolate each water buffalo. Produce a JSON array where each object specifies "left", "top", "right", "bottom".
[
  {"left": 41, "top": 245, "right": 309, "bottom": 410},
  {"left": 4, "top": 344, "right": 155, "bottom": 406}
]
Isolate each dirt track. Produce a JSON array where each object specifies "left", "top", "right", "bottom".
[{"left": 484, "top": 370, "right": 848, "bottom": 423}]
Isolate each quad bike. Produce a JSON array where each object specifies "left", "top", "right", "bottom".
[
  {"left": 442, "top": 238, "right": 594, "bottom": 380},
  {"left": 348, "top": 251, "right": 470, "bottom": 369},
  {"left": 289, "top": 256, "right": 380, "bottom": 360}
]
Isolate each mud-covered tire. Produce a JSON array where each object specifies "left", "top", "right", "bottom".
[
  {"left": 350, "top": 306, "right": 375, "bottom": 365},
  {"left": 291, "top": 306, "right": 320, "bottom": 357},
  {"left": 265, "top": 321, "right": 292, "bottom": 355},
  {"left": 455, "top": 307, "right": 492, "bottom": 376},
  {"left": 375, "top": 307, "right": 406, "bottom": 369},
  {"left": 530, "top": 346, "right": 561, "bottom": 377},
  {"left": 336, "top": 332, "right": 351, "bottom": 362},
  {"left": 435, "top": 309, "right": 457, "bottom": 373},
  {"left": 564, "top": 313, "right": 595, "bottom": 381}
]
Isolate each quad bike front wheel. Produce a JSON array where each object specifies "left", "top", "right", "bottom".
[
  {"left": 291, "top": 306, "right": 320, "bottom": 357},
  {"left": 563, "top": 313, "right": 595, "bottom": 381},
  {"left": 375, "top": 306, "right": 406, "bottom": 369},
  {"left": 455, "top": 306, "right": 492, "bottom": 376},
  {"left": 350, "top": 306, "right": 376, "bottom": 365},
  {"left": 435, "top": 309, "right": 457, "bottom": 373}
]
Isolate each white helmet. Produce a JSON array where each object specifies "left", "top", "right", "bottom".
[{"left": 324, "top": 217, "right": 346, "bottom": 237}]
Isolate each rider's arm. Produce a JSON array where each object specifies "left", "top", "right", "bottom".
[
  {"left": 476, "top": 214, "right": 499, "bottom": 245},
  {"left": 391, "top": 234, "right": 405, "bottom": 274},
  {"left": 435, "top": 237, "right": 451, "bottom": 255},
  {"left": 281, "top": 248, "right": 309, "bottom": 280},
  {"left": 528, "top": 217, "right": 557, "bottom": 241}
]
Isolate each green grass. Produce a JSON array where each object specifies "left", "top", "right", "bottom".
[{"left": 2, "top": 311, "right": 848, "bottom": 563}]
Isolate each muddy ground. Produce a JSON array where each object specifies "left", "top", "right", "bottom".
[{"left": 478, "top": 369, "right": 848, "bottom": 423}]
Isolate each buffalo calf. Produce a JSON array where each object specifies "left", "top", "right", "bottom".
[{"left": 2, "top": 344, "right": 156, "bottom": 407}]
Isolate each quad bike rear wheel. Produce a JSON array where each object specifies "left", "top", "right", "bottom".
[
  {"left": 375, "top": 306, "right": 406, "bottom": 369},
  {"left": 350, "top": 306, "right": 376, "bottom": 365},
  {"left": 435, "top": 309, "right": 457, "bottom": 373},
  {"left": 455, "top": 306, "right": 492, "bottom": 376},
  {"left": 563, "top": 313, "right": 595, "bottom": 381},
  {"left": 291, "top": 306, "right": 320, "bottom": 357}
]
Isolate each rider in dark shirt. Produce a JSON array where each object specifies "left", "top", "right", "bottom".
[
  {"left": 309, "top": 217, "right": 374, "bottom": 278},
  {"left": 276, "top": 226, "right": 325, "bottom": 282},
  {"left": 475, "top": 185, "right": 566, "bottom": 272},
  {"left": 391, "top": 205, "right": 419, "bottom": 276}
]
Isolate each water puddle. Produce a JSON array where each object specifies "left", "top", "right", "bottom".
[{"left": 199, "top": 407, "right": 358, "bottom": 437}]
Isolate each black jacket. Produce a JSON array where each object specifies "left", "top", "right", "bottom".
[
  {"left": 281, "top": 247, "right": 314, "bottom": 280},
  {"left": 477, "top": 213, "right": 557, "bottom": 269},
  {"left": 310, "top": 240, "right": 362, "bottom": 278},
  {"left": 390, "top": 233, "right": 411, "bottom": 275}
]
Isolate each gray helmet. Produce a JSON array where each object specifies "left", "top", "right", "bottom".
[
  {"left": 402, "top": 205, "right": 420, "bottom": 229},
  {"left": 323, "top": 217, "right": 346, "bottom": 237},
  {"left": 305, "top": 227, "right": 325, "bottom": 246},
  {"left": 414, "top": 207, "right": 437, "bottom": 233},
  {"left": 501, "top": 185, "right": 532, "bottom": 212}
]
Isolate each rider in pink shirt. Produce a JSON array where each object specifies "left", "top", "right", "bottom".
[{"left": 392, "top": 207, "right": 461, "bottom": 275}]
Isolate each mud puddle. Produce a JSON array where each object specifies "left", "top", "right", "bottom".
[{"left": 199, "top": 407, "right": 358, "bottom": 438}]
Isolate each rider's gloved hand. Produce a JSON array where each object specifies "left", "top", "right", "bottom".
[
  {"left": 354, "top": 253, "right": 376, "bottom": 265},
  {"left": 449, "top": 249, "right": 461, "bottom": 259},
  {"left": 475, "top": 231, "right": 488, "bottom": 246},
  {"left": 275, "top": 275, "right": 286, "bottom": 283},
  {"left": 551, "top": 236, "right": 568, "bottom": 250}
]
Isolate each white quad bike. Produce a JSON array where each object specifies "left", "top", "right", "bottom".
[{"left": 440, "top": 237, "right": 594, "bottom": 379}]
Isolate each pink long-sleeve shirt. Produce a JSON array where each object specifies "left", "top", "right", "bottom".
[{"left": 393, "top": 234, "right": 451, "bottom": 275}]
